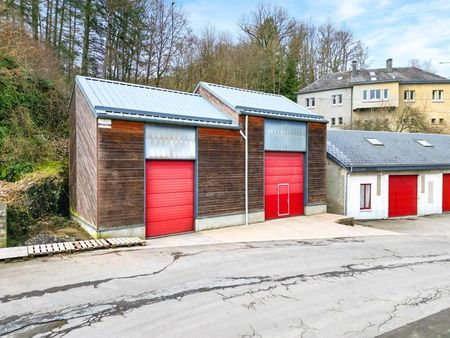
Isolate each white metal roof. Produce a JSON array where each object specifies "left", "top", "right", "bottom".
[
  {"left": 196, "top": 82, "right": 326, "bottom": 122},
  {"left": 75, "top": 76, "right": 238, "bottom": 128}
]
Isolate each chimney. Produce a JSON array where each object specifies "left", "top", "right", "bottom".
[
  {"left": 386, "top": 58, "right": 393, "bottom": 72},
  {"left": 351, "top": 60, "right": 357, "bottom": 77}
]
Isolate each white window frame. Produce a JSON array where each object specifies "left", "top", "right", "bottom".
[
  {"left": 404, "top": 90, "right": 416, "bottom": 102},
  {"left": 338, "top": 117, "right": 343, "bottom": 125},
  {"left": 432, "top": 90, "right": 444, "bottom": 102},
  {"left": 332, "top": 94, "right": 343, "bottom": 106},
  {"left": 331, "top": 117, "right": 336, "bottom": 125},
  {"left": 306, "top": 97, "right": 316, "bottom": 108},
  {"left": 383, "top": 89, "right": 389, "bottom": 100},
  {"left": 363, "top": 89, "right": 382, "bottom": 102}
]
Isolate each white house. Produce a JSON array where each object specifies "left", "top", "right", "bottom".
[{"left": 327, "top": 130, "right": 450, "bottom": 219}]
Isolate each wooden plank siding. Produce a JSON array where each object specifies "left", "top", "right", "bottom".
[
  {"left": 98, "top": 120, "right": 145, "bottom": 228},
  {"left": 69, "top": 85, "right": 97, "bottom": 227},
  {"left": 197, "top": 128, "right": 245, "bottom": 217},
  {"left": 240, "top": 116, "right": 264, "bottom": 212},
  {"left": 307, "top": 122, "right": 327, "bottom": 205},
  {"left": 196, "top": 86, "right": 239, "bottom": 121},
  {"left": 97, "top": 120, "right": 145, "bottom": 228}
]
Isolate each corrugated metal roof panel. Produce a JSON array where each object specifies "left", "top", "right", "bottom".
[
  {"left": 198, "top": 82, "right": 325, "bottom": 122},
  {"left": 76, "top": 76, "right": 237, "bottom": 128},
  {"left": 327, "top": 130, "right": 450, "bottom": 170}
]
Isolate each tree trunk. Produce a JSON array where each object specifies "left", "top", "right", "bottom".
[
  {"left": 81, "top": 0, "right": 92, "bottom": 75},
  {"left": 53, "top": 0, "right": 59, "bottom": 48},
  {"left": 31, "top": 0, "right": 39, "bottom": 40}
]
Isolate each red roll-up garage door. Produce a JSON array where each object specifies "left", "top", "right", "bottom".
[
  {"left": 443, "top": 174, "right": 450, "bottom": 212},
  {"left": 264, "top": 152, "right": 304, "bottom": 220},
  {"left": 388, "top": 175, "right": 417, "bottom": 218},
  {"left": 146, "top": 160, "right": 194, "bottom": 237}
]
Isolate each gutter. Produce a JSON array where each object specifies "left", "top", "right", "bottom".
[
  {"left": 238, "top": 108, "right": 327, "bottom": 124},
  {"left": 96, "top": 111, "right": 241, "bottom": 130}
]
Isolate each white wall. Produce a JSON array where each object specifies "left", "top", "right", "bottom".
[
  {"left": 347, "top": 173, "right": 388, "bottom": 219},
  {"left": 418, "top": 173, "right": 442, "bottom": 216},
  {"left": 297, "top": 88, "right": 352, "bottom": 128},
  {"left": 346, "top": 171, "right": 444, "bottom": 220}
]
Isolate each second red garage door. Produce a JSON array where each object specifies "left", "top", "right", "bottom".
[
  {"left": 443, "top": 174, "right": 450, "bottom": 212},
  {"left": 388, "top": 175, "right": 418, "bottom": 218},
  {"left": 146, "top": 160, "right": 194, "bottom": 237},
  {"left": 264, "top": 152, "right": 304, "bottom": 220}
]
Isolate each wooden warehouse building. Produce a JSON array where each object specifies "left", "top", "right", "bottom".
[{"left": 70, "top": 76, "right": 327, "bottom": 239}]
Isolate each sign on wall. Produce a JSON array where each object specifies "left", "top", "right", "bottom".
[{"left": 98, "top": 118, "right": 112, "bottom": 129}]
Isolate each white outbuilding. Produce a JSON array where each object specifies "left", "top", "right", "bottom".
[{"left": 327, "top": 130, "right": 450, "bottom": 219}]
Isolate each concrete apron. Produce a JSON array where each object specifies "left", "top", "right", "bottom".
[{"left": 146, "top": 213, "right": 402, "bottom": 249}]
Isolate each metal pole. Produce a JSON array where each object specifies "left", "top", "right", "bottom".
[{"left": 245, "top": 115, "right": 249, "bottom": 226}]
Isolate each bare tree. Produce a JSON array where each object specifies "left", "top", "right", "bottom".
[{"left": 409, "top": 58, "right": 437, "bottom": 73}]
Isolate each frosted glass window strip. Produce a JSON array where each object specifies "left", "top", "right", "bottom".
[
  {"left": 145, "top": 124, "right": 196, "bottom": 159},
  {"left": 264, "top": 119, "right": 307, "bottom": 152}
]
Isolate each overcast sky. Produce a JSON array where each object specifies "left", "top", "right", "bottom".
[{"left": 180, "top": 0, "right": 450, "bottom": 78}]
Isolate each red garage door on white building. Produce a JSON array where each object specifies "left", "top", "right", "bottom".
[{"left": 388, "top": 175, "right": 418, "bottom": 217}]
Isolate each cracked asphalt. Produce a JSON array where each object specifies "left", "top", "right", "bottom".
[{"left": 2, "top": 235, "right": 450, "bottom": 337}]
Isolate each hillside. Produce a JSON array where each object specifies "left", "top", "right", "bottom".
[{"left": 0, "top": 26, "right": 82, "bottom": 246}]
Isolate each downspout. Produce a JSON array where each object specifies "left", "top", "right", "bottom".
[
  {"left": 344, "top": 166, "right": 353, "bottom": 216},
  {"left": 239, "top": 115, "right": 249, "bottom": 225}
]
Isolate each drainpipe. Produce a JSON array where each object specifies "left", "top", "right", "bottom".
[
  {"left": 239, "top": 115, "right": 249, "bottom": 225},
  {"left": 344, "top": 166, "right": 353, "bottom": 216}
]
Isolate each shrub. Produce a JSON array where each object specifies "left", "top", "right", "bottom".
[{"left": 5, "top": 169, "right": 67, "bottom": 246}]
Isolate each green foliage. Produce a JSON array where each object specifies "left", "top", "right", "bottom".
[
  {"left": 0, "top": 52, "right": 68, "bottom": 182},
  {"left": 0, "top": 53, "right": 18, "bottom": 69},
  {"left": 0, "top": 162, "right": 34, "bottom": 182},
  {"left": 6, "top": 170, "right": 67, "bottom": 246}
]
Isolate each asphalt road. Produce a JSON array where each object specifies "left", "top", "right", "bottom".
[{"left": 2, "top": 235, "right": 450, "bottom": 337}]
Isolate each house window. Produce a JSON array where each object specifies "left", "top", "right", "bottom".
[
  {"left": 364, "top": 89, "right": 382, "bottom": 101},
  {"left": 331, "top": 117, "right": 336, "bottom": 125},
  {"left": 404, "top": 90, "right": 416, "bottom": 101},
  {"left": 370, "top": 89, "right": 381, "bottom": 100},
  {"left": 431, "top": 118, "right": 436, "bottom": 124},
  {"left": 440, "top": 118, "right": 445, "bottom": 124},
  {"left": 360, "top": 184, "right": 371, "bottom": 210},
  {"left": 432, "top": 90, "right": 444, "bottom": 101},
  {"left": 306, "top": 97, "right": 315, "bottom": 107},
  {"left": 332, "top": 94, "right": 342, "bottom": 105},
  {"left": 383, "top": 89, "right": 389, "bottom": 100},
  {"left": 338, "top": 117, "right": 343, "bottom": 125}
]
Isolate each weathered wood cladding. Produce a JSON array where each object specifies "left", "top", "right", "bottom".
[
  {"left": 307, "top": 122, "right": 327, "bottom": 205},
  {"left": 240, "top": 116, "right": 264, "bottom": 212},
  {"left": 197, "top": 128, "right": 245, "bottom": 217},
  {"left": 97, "top": 120, "right": 144, "bottom": 228},
  {"left": 196, "top": 86, "right": 239, "bottom": 121},
  {"left": 69, "top": 85, "right": 97, "bottom": 227}
]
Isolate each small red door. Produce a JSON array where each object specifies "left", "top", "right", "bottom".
[
  {"left": 265, "top": 152, "right": 304, "bottom": 220},
  {"left": 443, "top": 174, "right": 450, "bottom": 212},
  {"left": 146, "top": 160, "right": 194, "bottom": 237},
  {"left": 278, "top": 184, "right": 289, "bottom": 216},
  {"left": 388, "top": 175, "right": 417, "bottom": 217}
]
